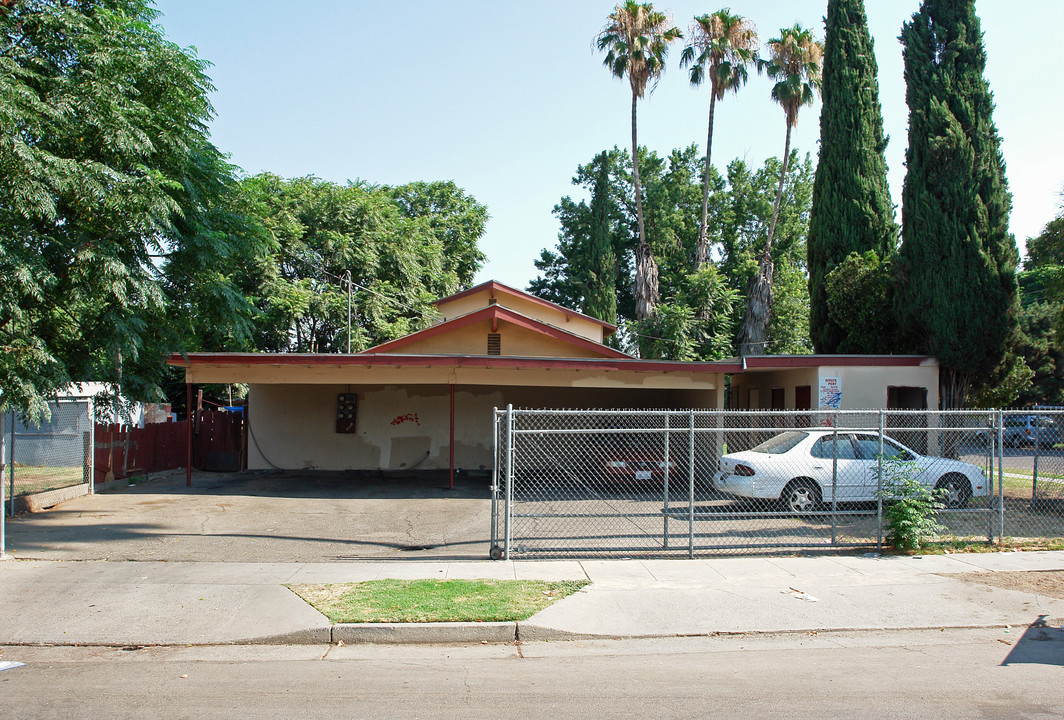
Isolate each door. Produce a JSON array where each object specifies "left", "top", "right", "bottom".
[
  {"left": 853, "top": 433, "right": 921, "bottom": 501},
  {"left": 809, "top": 433, "right": 864, "bottom": 502}
]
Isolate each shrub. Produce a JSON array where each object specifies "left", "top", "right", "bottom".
[{"left": 877, "top": 458, "right": 945, "bottom": 552}]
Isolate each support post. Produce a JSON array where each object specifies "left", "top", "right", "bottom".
[
  {"left": 1, "top": 411, "right": 8, "bottom": 559},
  {"left": 504, "top": 404, "right": 514, "bottom": 560},
  {"left": 877, "top": 410, "right": 884, "bottom": 553},
  {"left": 995, "top": 410, "right": 1003, "bottom": 544},
  {"left": 1032, "top": 420, "right": 1041, "bottom": 509},
  {"left": 89, "top": 397, "right": 96, "bottom": 495},
  {"left": 449, "top": 383, "right": 455, "bottom": 490},
  {"left": 688, "top": 410, "right": 695, "bottom": 559},
  {"left": 186, "top": 383, "right": 193, "bottom": 488},
  {"left": 346, "top": 270, "right": 352, "bottom": 354},
  {"left": 997, "top": 410, "right": 1004, "bottom": 543},
  {"left": 831, "top": 425, "right": 838, "bottom": 546},
  {"left": 8, "top": 410, "right": 13, "bottom": 517},
  {"left": 490, "top": 408, "right": 499, "bottom": 555},
  {"left": 663, "top": 412, "right": 670, "bottom": 549}
]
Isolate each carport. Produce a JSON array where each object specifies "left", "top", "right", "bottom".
[
  {"left": 168, "top": 281, "right": 733, "bottom": 484},
  {"left": 170, "top": 352, "right": 733, "bottom": 483}
]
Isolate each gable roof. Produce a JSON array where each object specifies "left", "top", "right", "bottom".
[
  {"left": 361, "top": 304, "right": 632, "bottom": 359},
  {"left": 434, "top": 280, "right": 617, "bottom": 337}
]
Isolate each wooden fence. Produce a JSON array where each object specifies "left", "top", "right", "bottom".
[{"left": 94, "top": 409, "right": 245, "bottom": 482}]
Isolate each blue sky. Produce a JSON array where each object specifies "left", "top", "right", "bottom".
[{"left": 154, "top": 1, "right": 1064, "bottom": 289}]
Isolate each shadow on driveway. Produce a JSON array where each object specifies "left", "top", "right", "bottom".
[{"left": 6, "top": 470, "right": 493, "bottom": 562}]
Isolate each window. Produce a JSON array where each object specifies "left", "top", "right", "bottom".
[
  {"left": 880, "top": 437, "right": 915, "bottom": 461},
  {"left": 750, "top": 431, "right": 807, "bottom": 454},
  {"left": 811, "top": 434, "right": 857, "bottom": 460}
]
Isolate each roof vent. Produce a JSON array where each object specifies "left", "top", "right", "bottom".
[{"left": 487, "top": 333, "right": 501, "bottom": 356}]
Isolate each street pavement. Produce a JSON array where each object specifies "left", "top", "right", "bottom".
[{"left": 3, "top": 550, "right": 1064, "bottom": 646}]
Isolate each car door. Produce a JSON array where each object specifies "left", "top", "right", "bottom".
[
  {"left": 808, "top": 433, "right": 863, "bottom": 503},
  {"left": 851, "top": 434, "right": 905, "bottom": 501}
]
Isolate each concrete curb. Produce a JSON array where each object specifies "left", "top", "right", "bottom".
[
  {"left": 240, "top": 620, "right": 1028, "bottom": 646},
  {"left": 332, "top": 622, "right": 518, "bottom": 644}
]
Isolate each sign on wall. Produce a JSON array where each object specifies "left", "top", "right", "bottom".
[{"left": 819, "top": 377, "right": 841, "bottom": 409}]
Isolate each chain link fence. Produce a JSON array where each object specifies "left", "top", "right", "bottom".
[
  {"left": 490, "top": 407, "right": 1064, "bottom": 559},
  {"left": 2, "top": 400, "right": 94, "bottom": 514}
]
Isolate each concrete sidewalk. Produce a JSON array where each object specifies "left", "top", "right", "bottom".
[{"left": 2, "top": 551, "right": 1064, "bottom": 646}]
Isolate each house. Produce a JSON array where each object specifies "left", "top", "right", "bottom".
[
  {"left": 726, "top": 355, "right": 940, "bottom": 411},
  {"left": 169, "top": 281, "right": 942, "bottom": 477},
  {"left": 169, "top": 281, "right": 732, "bottom": 477}
]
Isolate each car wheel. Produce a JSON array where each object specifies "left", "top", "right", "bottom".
[
  {"left": 782, "top": 479, "right": 821, "bottom": 515},
  {"left": 935, "top": 474, "right": 971, "bottom": 509}
]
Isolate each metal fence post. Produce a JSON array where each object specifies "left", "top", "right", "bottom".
[
  {"left": 663, "top": 412, "right": 670, "bottom": 549},
  {"left": 831, "top": 425, "right": 838, "bottom": 546},
  {"left": 688, "top": 409, "right": 695, "bottom": 559},
  {"left": 877, "top": 410, "right": 884, "bottom": 553},
  {"left": 89, "top": 397, "right": 95, "bottom": 495},
  {"left": 8, "top": 410, "right": 14, "bottom": 517},
  {"left": 490, "top": 407, "right": 499, "bottom": 556},
  {"left": 504, "top": 404, "right": 514, "bottom": 561},
  {"left": 1, "top": 411, "right": 7, "bottom": 559},
  {"left": 1032, "top": 418, "right": 1040, "bottom": 509},
  {"left": 995, "top": 410, "right": 1003, "bottom": 544}
]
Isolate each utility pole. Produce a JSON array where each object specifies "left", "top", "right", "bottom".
[{"left": 346, "top": 270, "right": 352, "bottom": 354}]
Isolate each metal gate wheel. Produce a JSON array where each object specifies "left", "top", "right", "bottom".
[{"left": 489, "top": 546, "right": 504, "bottom": 560}]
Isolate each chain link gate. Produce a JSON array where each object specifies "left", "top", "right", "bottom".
[{"left": 490, "top": 407, "right": 1019, "bottom": 559}]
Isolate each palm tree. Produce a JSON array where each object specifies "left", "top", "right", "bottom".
[
  {"left": 738, "top": 24, "right": 823, "bottom": 356},
  {"left": 597, "top": 1, "right": 682, "bottom": 321},
  {"left": 680, "top": 9, "right": 758, "bottom": 271}
]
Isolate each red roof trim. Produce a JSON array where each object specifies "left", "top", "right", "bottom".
[
  {"left": 740, "top": 355, "right": 933, "bottom": 369},
  {"left": 363, "top": 305, "right": 631, "bottom": 359},
  {"left": 167, "top": 352, "right": 741, "bottom": 374},
  {"left": 433, "top": 280, "right": 617, "bottom": 335}
]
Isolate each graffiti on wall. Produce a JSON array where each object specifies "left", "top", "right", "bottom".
[{"left": 390, "top": 413, "right": 421, "bottom": 427}]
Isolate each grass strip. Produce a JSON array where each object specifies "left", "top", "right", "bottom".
[{"left": 288, "top": 579, "right": 589, "bottom": 623}]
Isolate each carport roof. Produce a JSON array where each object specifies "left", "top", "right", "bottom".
[{"left": 168, "top": 352, "right": 741, "bottom": 373}]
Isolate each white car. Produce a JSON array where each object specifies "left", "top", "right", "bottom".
[{"left": 713, "top": 429, "right": 989, "bottom": 512}]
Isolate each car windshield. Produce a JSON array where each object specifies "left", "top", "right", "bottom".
[{"left": 749, "top": 431, "right": 807, "bottom": 455}]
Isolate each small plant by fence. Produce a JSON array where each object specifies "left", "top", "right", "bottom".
[{"left": 490, "top": 407, "right": 1064, "bottom": 559}]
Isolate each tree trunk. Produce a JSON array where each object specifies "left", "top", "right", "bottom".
[
  {"left": 738, "top": 254, "right": 773, "bottom": 356},
  {"left": 765, "top": 123, "right": 793, "bottom": 257},
  {"left": 738, "top": 123, "right": 793, "bottom": 356},
  {"left": 695, "top": 93, "right": 717, "bottom": 271},
  {"left": 631, "top": 92, "right": 657, "bottom": 320},
  {"left": 939, "top": 366, "right": 971, "bottom": 410}
]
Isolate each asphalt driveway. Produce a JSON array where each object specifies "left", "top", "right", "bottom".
[{"left": 5, "top": 470, "right": 493, "bottom": 562}]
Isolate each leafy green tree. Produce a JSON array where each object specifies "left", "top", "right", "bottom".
[
  {"left": 823, "top": 252, "right": 907, "bottom": 354},
  {"left": 532, "top": 148, "right": 814, "bottom": 358},
  {"left": 897, "top": 0, "right": 1019, "bottom": 408},
  {"left": 388, "top": 181, "right": 487, "bottom": 287},
  {"left": 0, "top": 0, "right": 253, "bottom": 419},
  {"left": 231, "top": 175, "right": 486, "bottom": 354},
  {"left": 584, "top": 153, "right": 619, "bottom": 325},
  {"left": 596, "top": 1, "right": 682, "bottom": 320},
  {"left": 680, "top": 9, "right": 758, "bottom": 270},
  {"left": 530, "top": 149, "right": 633, "bottom": 322},
  {"left": 807, "top": 0, "right": 897, "bottom": 353},
  {"left": 738, "top": 24, "right": 823, "bottom": 356}
]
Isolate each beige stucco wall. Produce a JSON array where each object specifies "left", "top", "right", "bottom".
[
  {"left": 247, "top": 383, "right": 722, "bottom": 472},
  {"left": 730, "top": 368, "right": 819, "bottom": 409},
  {"left": 728, "top": 363, "right": 940, "bottom": 410},
  {"left": 436, "top": 288, "right": 605, "bottom": 343},
  {"left": 389, "top": 318, "right": 610, "bottom": 358}
]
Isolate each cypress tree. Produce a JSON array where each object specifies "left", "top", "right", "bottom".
[
  {"left": 584, "top": 152, "right": 619, "bottom": 325},
  {"left": 807, "top": 0, "right": 897, "bottom": 353},
  {"left": 897, "top": 0, "right": 1019, "bottom": 408}
]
